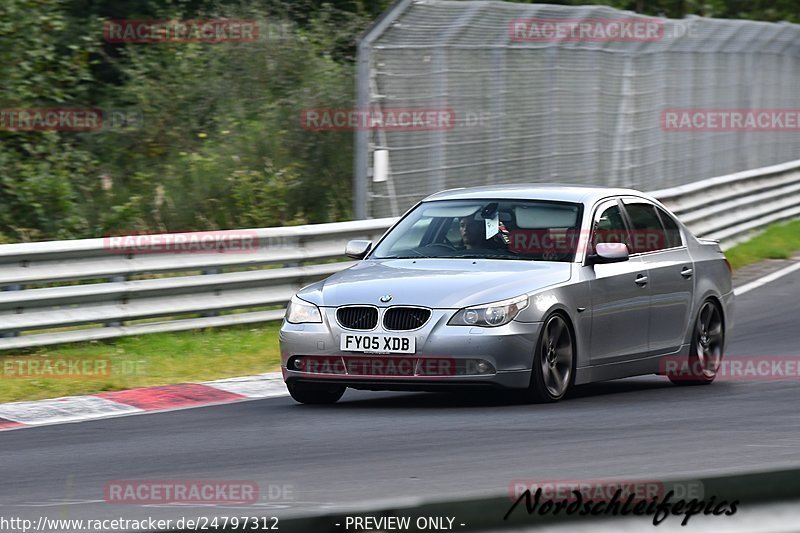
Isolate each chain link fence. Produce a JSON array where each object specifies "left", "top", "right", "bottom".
[{"left": 354, "top": 0, "right": 800, "bottom": 219}]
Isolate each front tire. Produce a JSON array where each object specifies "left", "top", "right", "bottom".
[
  {"left": 521, "top": 313, "right": 575, "bottom": 403},
  {"left": 668, "top": 299, "right": 724, "bottom": 385},
  {"left": 287, "top": 382, "right": 346, "bottom": 404}
]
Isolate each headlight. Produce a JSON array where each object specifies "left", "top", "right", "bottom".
[
  {"left": 285, "top": 295, "right": 322, "bottom": 324},
  {"left": 448, "top": 294, "right": 529, "bottom": 327}
]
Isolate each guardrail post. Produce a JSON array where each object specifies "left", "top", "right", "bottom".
[
  {"left": 106, "top": 275, "right": 126, "bottom": 327},
  {"left": 1, "top": 284, "right": 22, "bottom": 338},
  {"left": 201, "top": 268, "right": 219, "bottom": 317},
  {"left": 284, "top": 237, "right": 303, "bottom": 268}
]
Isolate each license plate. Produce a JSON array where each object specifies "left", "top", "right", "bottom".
[{"left": 340, "top": 333, "right": 416, "bottom": 354}]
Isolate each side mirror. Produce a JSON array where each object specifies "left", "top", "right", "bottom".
[
  {"left": 345, "top": 240, "right": 372, "bottom": 259},
  {"left": 587, "top": 242, "right": 629, "bottom": 265}
]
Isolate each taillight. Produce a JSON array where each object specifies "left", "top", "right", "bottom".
[{"left": 724, "top": 257, "right": 732, "bottom": 272}]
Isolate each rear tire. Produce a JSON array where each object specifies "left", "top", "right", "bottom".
[
  {"left": 519, "top": 313, "right": 575, "bottom": 403},
  {"left": 287, "top": 382, "right": 346, "bottom": 404},
  {"left": 668, "top": 299, "right": 724, "bottom": 386}
]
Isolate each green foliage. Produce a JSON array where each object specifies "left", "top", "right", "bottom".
[
  {"left": 0, "top": 0, "right": 365, "bottom": 241},
  {"left": 0, "top": 0, "right": 94, "bottom": 105},
  {"left": 0, "top": 135, "right": 98, "bottom": 240},
  {"left": 97, "top": 3, "right": 363, "bottom": 230},
  {"left": 0, "top": 0, "right": 99, "bottom": 241}
]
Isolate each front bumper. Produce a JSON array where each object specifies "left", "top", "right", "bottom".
[{"left": 280, "top": 307, "right": 542, "bottom": 390}]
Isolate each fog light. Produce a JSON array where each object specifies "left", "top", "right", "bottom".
[
  {"left": 293, "top": 357, "right": 304, "bottom": 370},
  {"left": 476, "top": 361, "right": 490, "bottom": 374}
]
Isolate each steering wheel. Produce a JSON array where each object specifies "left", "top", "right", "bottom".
[{"left": 421, "top": 242, "right": 458, "bottom": 252}]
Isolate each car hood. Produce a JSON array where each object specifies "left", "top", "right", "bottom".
[{"left": 297, "top": 259, "right": 572, "bottom": 309}]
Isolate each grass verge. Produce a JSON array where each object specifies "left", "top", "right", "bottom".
[
  {"left": 724, "top": 219, "right": 800, "bottom": 270},
  {"left": 0, "top": 323, "right": 281, "bottom": 403}
]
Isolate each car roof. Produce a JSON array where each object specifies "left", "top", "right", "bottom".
[{"left": 422, "top": 184, "right": 654, "bottom": 205}]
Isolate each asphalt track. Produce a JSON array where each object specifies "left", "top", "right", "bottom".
[{"left": 1, "top": 268, "right": 799, "bottom": 531}]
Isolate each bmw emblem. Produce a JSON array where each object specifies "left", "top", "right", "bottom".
[{"left": 379, "top": 294, "right": 393, "bottom": 303}]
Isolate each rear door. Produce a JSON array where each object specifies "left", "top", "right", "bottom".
[{"left": 620, "top": 199, "right": 694, "bottom": 355}]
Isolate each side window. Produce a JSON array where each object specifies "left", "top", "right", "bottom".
[
  {"left": 592, "top": 204, "right": 629, "bottom": 254},
  {"left": 655, "top": 206, "right": 683, "bottom": 248},
  {"left": 623, "top": 202, "right": 667, "bottom": 253}
]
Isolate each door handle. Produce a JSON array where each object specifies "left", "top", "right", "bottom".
[
  {"left": 635, "top": 274, "right": 649, "bottom": 286},
  {"left": 681, "top": 267, "right": 693, "bottom": 279}
]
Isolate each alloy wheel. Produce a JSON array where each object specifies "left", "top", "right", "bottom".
[{"left": 539, "top": 315, "right": 574, "bottom": 397}]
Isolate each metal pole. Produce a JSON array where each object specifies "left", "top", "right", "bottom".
[
  {"left": 353, "top": 42, "right": 370, "bottom": 220},
  {"left": 352, "top": 0, "right": 415, "bottom": 220}
]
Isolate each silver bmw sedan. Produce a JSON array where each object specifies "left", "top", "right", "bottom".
[{"left": 280, "top": 185, "right": 734, "bottom": 404}]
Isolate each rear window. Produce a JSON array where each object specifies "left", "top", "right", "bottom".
[{"left": 656, "top": 206, "right": 683, "bottom": 248}]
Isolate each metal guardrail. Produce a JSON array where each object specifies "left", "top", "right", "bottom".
[
  {"left": 0, "top": 219, "right": 394, "bottom": 350},
  {"left": 0, "top": 160, "right": 798, "bottom": 350},
  {"left": 652, "top": 158, "right": 800, "bottom": 248}
]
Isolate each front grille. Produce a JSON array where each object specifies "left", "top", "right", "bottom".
[
  {"left": 383, "top": 307, "right": 431, "bottom": 331},
  {"left": 336, "top": 306, "right": 379, "bottom": 330}
]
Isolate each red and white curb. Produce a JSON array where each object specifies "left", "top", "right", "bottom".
[{"left": 0, "top": 372, "right": 287, "bottom": 431}]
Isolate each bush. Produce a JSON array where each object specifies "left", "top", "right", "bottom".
[{"left": 0, "top": 0, "right": 368, "bottom": 242}]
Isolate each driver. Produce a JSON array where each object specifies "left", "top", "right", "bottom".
[{"left": 459, "top": 218, "right": 489, "bottom": 249}]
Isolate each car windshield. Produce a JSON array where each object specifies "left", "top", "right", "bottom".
[{"left": 370, "top": 199, "right": 584, "bottom": 262}]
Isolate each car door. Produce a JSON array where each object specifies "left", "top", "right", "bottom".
[
  {"left": 620, "top": 198, "right": 694, "bottom": 355},
  {"left": 586, "top": 199, "right": 650, "bottom": 365}
]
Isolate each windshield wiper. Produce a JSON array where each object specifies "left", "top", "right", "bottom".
[
  {"left": 377, "top": 255, "right": 439, "bottom": 259},
  {"left": 378, "top": 248, "right": 444, "bottom": 259},
  {"left": 458, "top": 254, "right": 524, "bottom": 260}
]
